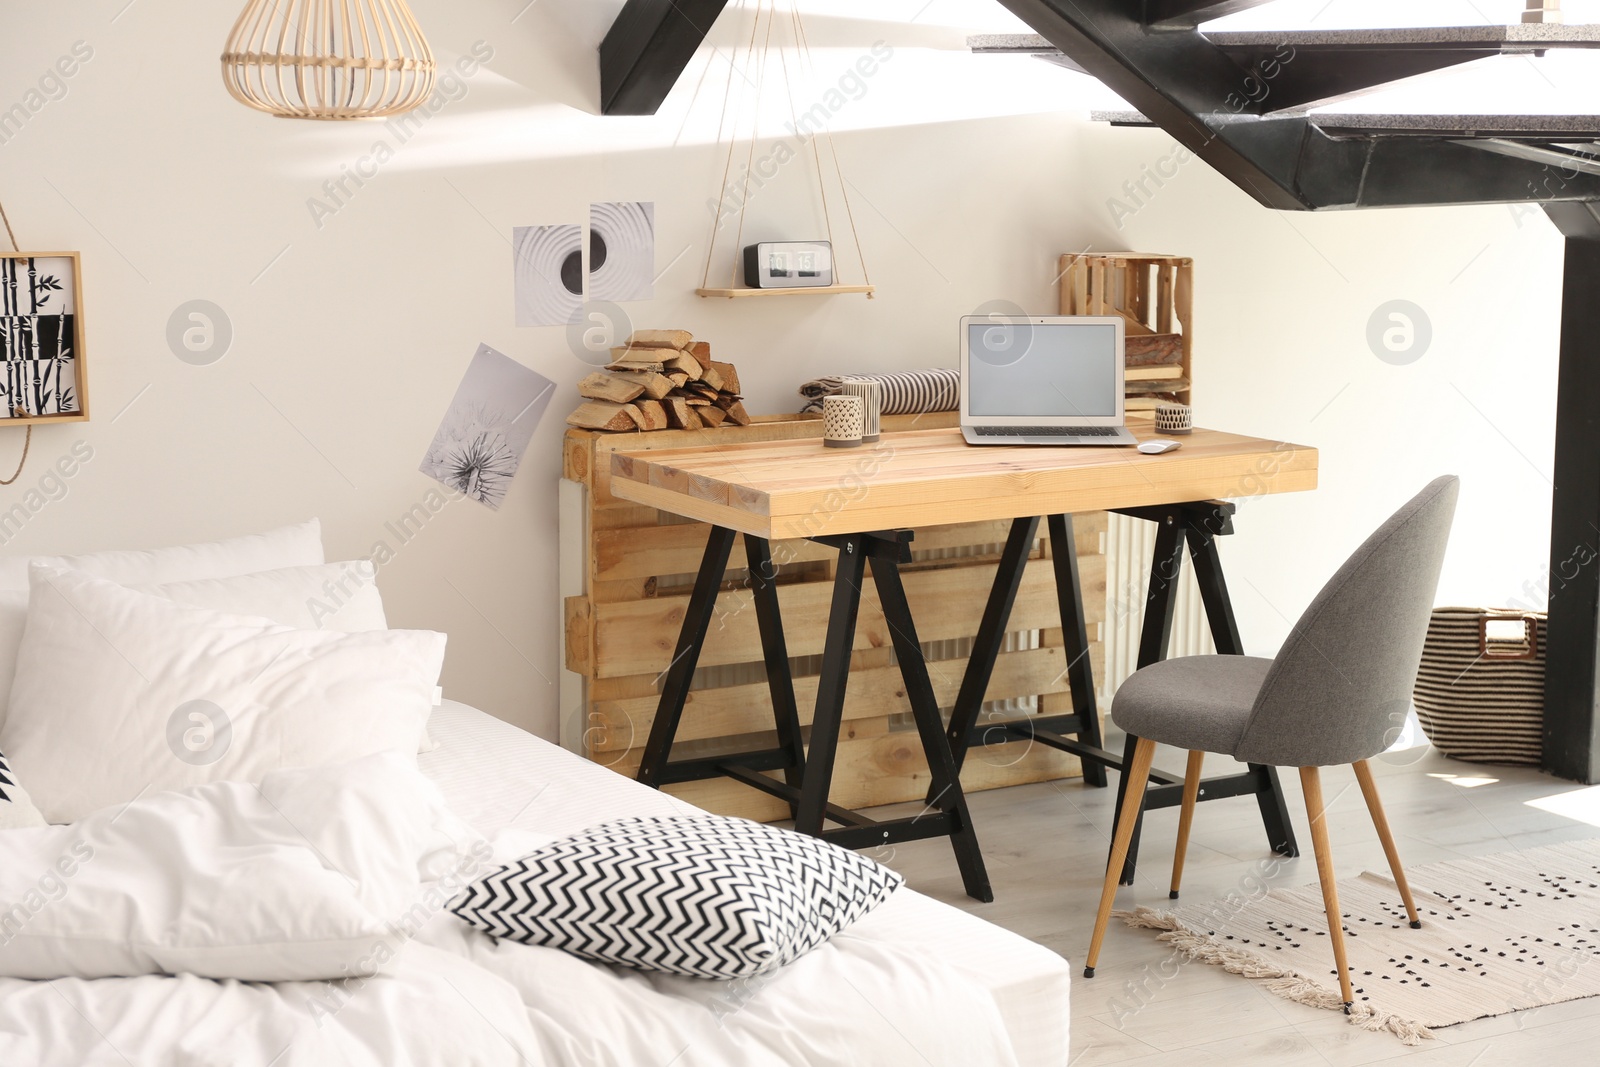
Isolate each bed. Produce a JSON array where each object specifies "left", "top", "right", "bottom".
[
  {"left": 0, "top": 520, "right": 1070, "bottom": 1065},
  {"left": 0, "top": 700, "right": 1070, "bottom": 1066}
]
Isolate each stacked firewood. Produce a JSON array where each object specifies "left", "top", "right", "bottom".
[{"left": 566, "top": 330, "right": 750, "bottom": 433}]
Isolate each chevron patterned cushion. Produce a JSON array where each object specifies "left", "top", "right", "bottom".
[
  {"left": 0, "top": 748, "right": 45, "bottom": 829},
  {"left": 448, "top": 815, "right": 905, "bottom": 979}
]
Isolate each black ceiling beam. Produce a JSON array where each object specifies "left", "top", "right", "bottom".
[
  {"left": 1143, "top": 0, "right": 1275, "bottom": 29},
  {"left": 600, "top": 0, "right": 730, "bottom": 116}
]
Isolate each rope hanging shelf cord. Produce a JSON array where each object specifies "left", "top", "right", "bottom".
[
  {"left": 727, "top": 1, "right": 778, "bottom": 290},
  {"left": 0, "top": 195, "right": 35, "bottom": 486},
  {"left": 698, "top": 0, "right": 873, "bottom": 298}
]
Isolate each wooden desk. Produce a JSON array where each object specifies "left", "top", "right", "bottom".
[
  {"left": 611, "top": 424, "right": 1318, "bottom": 898},
  {"left": 611, "top": 425, "right": 1314, "bottom": 538}
]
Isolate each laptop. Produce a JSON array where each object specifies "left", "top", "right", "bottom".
[{"left": 959, "top": 314, "right": 1137, "bottom": 446}]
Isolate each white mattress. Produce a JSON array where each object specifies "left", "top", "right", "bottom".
[
  {"left": 0, "top": 701, "right": 1069, "bottom": 1066},
  {"left": 419, "top": 701, "right": 1072, "bottom": 1067}
]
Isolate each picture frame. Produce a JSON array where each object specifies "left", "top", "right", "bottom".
[{"left": 0, "top": 251, "right": 88, "bottom": 425}]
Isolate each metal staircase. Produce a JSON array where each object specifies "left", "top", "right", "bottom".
[
  {"left": 976, "top": 2, "right": 1600, "bottom": 210},
  {"left": 978, "top": 1, "right": 1600, "bottom": 783}
]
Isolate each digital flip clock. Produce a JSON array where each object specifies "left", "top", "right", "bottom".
[{"left": 742, "top": 241, "right": 834, "bottom": 288}]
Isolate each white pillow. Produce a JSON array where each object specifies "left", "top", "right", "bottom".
[
  {"left": 0, "top": 753, "right": 486, "bottom": 982},
  {"left": 1, "top": 564, "right": 445, "bottom": 824},
  {"left": 135, "top": 560, "right": 388, "bottom": 632},
  {"left": 0, "top": 518, "right": 324, "bottom": 593},
  {"left": 0, "top": 520, "right": 325, "bottom": 730},
  {"left": 138, "top": 561, "right": 441, "bottom": 752}
]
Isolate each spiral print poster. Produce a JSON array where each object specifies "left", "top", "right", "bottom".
[
  {"left": 513, "top": 225, "right": 584, "bottom": 326},
  {"left": 588, "top": 202, "right": 654, "bottom": 302}
]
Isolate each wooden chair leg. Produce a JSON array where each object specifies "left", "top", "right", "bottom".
[
  {"left": 1299, "top": 766, "right": 1355, "bottom": 1010},
  {"left": 1169, "top": 750, "right": 1204, "bottom": 900},
  {"left": 1353, "top": 759, "right": 1421, "bottom": 928},
  {"left": 1085, "top": 736, "right": 1156, "bottom": 979}
]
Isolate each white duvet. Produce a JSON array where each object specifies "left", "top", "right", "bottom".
[{"left": 0, "top": 706, "right": 1068, "bottom": 1066}]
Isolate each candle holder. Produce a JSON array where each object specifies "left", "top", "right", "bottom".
[
  {"left": 1155, "top": 402, "right": 1193, "bottom": 435},
  {"left": 839, "top": 379, "right": 883, "bottom": 443},
  {"left": 823, "top": 395, "right": 864, "bottom": 448}
]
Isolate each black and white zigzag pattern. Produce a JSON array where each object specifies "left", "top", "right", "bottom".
[
  {"left": 0, "top": 748, "right": 17, "bottom": 805},
  {"left": 799, "top": 369, "right": 959, "bottom": 415},
  {"left": 449, "top": 815, "right": 904, "bottom": 979}
]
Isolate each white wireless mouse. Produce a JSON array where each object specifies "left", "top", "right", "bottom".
[{"left": 1137, "top": 440, "right": 1182, "bottom": 455}]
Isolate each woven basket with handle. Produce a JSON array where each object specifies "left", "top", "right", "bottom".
[{"left": 1412, "top": 607, "right": 1544, "bottom": 766}]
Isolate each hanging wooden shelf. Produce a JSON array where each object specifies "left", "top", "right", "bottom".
[
  {"left": 697, "top": 0, "right": 875, "bottom": 299},
  {"left": 695, "top": 284, "right": 876, "bottom": 299}
]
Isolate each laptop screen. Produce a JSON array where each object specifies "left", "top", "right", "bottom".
[{"left": 966, "top": 320, "right": 1120, "bottom": 419}]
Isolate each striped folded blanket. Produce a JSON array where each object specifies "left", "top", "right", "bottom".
[{"left": 798, "top": 369, "right": 959, "bottom": 415}]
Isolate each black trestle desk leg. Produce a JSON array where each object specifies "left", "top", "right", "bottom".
[
  {"left": 794, "top": 538, "right": 868, "bottom": 837},
  {"left": 1048, "top": 514, "right": 1106, "bottom": 788},
  {"left": 746, "top": 534, "right": 807, "bottom": 815},
  {"left": 637, "top": 525, "right": 738, "bottom": 789},
  {"left": 1110, "top": 514, "right": 1186, "bottom": 885},
  {"left": 937, "top": 516, "right": 1041, "bottom": 803},
  {"left": 872, "top": 554, "right": 993, "bottom": 903},
  {"left": 1185, "top": 514, "right": 1299, "bottom": 860},
  {"left": 1182, "top": 507, "right": 1243, "bottom": 657}
]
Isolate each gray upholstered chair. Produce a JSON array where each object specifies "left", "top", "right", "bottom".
[{"left": 1084, "top": 476, "right": 1460, "bottom": 1013}]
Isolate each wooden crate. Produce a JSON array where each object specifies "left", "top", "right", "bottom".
[
  {"left": 1059, "top": 252, "right": 1193, "bottom": 411},
  {"left": 561, "top": 412, "right": 1108, "bottom": 821}
]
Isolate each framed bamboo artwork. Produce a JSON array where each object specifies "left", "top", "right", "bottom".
[{"left": 0, "top": 252, "right": 88, "bottom": 425}]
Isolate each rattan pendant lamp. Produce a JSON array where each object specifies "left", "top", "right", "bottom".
[{"left": 221, "top": 0, "right": 437, "bottom": 120}]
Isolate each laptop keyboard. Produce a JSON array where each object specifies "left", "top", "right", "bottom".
[{"left": 973, "top": 425, "right": 1120, "bottom": 437}]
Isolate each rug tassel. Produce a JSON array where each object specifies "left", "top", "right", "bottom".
[{"left": 1114, "top": 908, "right": 1436, "bottom": 1046}]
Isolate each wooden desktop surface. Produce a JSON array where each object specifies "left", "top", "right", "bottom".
[{"left": 609, "top": 424, "right": 1318, "bottom": 539}]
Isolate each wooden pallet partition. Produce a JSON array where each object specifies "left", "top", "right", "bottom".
[
  {"left": 1059, "top": 252, "right": 1193, "bottom": 411},
  {"left": 562, "top": 413, "right": 1108, "bottom": 821}
]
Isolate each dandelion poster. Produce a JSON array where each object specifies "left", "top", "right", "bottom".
[{"left": 419, "top": 344, "right": 554, "bottom": 510}]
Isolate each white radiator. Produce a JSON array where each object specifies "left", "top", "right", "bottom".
[{"left": 1100, "top": 512, "right": 1216, "bottom": 705}]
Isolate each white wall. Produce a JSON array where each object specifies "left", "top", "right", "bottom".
[
  {"left": 0, "top": 0, "right": 1572, "bottom": 738},
  {"left": 1075, "top": 122, "right": 1564, "bottom": 652}
]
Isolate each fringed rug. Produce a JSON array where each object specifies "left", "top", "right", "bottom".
[{"left": 1119, "top": 838, "right": 1600, "bottom": 1044}]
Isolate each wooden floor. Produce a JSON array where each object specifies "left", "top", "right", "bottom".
[{"left": 866, "top": 729, "right": 1600, "bottom": 1064}]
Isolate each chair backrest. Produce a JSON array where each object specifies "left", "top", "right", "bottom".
[{"left": 1234, "top": 476, "right": 1460, "bottom": 768}]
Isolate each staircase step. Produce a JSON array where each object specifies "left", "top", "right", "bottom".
[
  {"left": 1311, "top": 113, "right": 1600, "bottom": 140},
  {"left": 1205, "top": 25, "right": 1600, "bottom": 112},
  {"left": 977, "top": 26, "right": 1600, "bottom": 115},
  {"left": 1089, "top": 109, "right": 1156, "bottom": 127},
  {"left": 971, "top": 25, "right": 1600, "bottom": 56},
  {"left": 966, "top": 33, "right": 1087, "bottom": 73},
  {"left": 1092, "top": 108, "right": 1600, "bottom": 141},
  {"left": 966, "top": 33, "right": 1057, "bottom": 54},
  {"left": 1204, "top": 25, "right": 1600, "bottom": 49}
]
